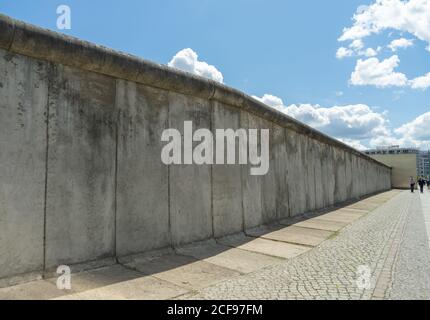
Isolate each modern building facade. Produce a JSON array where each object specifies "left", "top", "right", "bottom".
[
  {"left": 364, "top": 146, "right": 420, "bottom": 189},
  {"left": 418, "top": 151, "right": 430, "bottom": 178}
]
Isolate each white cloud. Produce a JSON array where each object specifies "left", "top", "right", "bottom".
[
  {"left": 336, "top": 138, "right": 367, "bottom": 150},
  {"left": 338, "top": 1, "right": 430, "bottom": 90},
  {"left": 281, "top": 104, "right": 331, "bottom": 128},
  {"left": 395, "top": 111, "right": 430, "bottom": 142},
  {"left": 336, "top": 47, "right": 354, "bottom": 59},
  {"left": 338, "top": 0, "right": 430, "bottom": 49},
  {"left": 350, "top": 39, "right": 364, "bottom": 50},
  {"left": 369, "top": 135, "right": 403, "bottom": 148},
  {"left": 369, "top": 111, "right": 430, "bottom": 149},
  {"left": 254, "top": 94, "right": 430, "bottom": 151},
  {"left": 252, "top": 94, "right": 284, "bottom": 108},
  {"left": 350, "top": 55, "right": 430, "bottom": 89},
  {"left": 363, "top": 48, "right": 378, "bottom": 57},
  {"left": 336, "top": 43, "right": 378, "bottom": 59},
  {"left": 409, "top": 72, "right": 430, "bottom": 90},
  {"left": 350, "top": 55, "right": 408, "bottom": 87},
  {"left": 168, "top": 48, "right": 224, "bottom": 83},
  {"left": 370, "top": 133, "right": 430, "bottom": 150},
  {"left": 388, "top": 38, "right": 414, "bottom": 51},
  {"left": 253, "top": 94, "right": 389, "bottom": 140}
]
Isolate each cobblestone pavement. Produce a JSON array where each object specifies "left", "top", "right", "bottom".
[
  {"left": 185, "top": 190, "right": 430, "bottom": 300},
  {"left": 2, "top": 190, "right": 429, "bottom": 300},
  {"left": 421, "top": 188, "right": 430, "bottom": 251},
  {"left": 386, "top": 189, "right": 430, "bottom": 299}
]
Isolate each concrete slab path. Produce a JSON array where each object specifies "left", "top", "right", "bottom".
[
  {"left": 0, "top": 190, "right": 412, "bottom": 300},
  {"left": 421, "top": 188, "right": 430, "bottom": 249}
]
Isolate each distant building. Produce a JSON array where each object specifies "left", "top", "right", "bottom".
[
  {"left": 418, "top": 151, "right": 430, "bottom": 178},
  {"left": 364, "top": 146, "right": 420, "bottom": 189}
]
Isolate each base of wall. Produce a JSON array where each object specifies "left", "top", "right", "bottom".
[
  {"left": 0, "top": 257, "right": 117, "bottom": 289},
  {"left": 0, "top": 189, "right": 392, "bottom": 289},
  {"left": 0, "top": 271, "right": 43, "bottom": 289}
]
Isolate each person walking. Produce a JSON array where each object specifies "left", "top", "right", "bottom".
[
  {"left": 410, "top": 176, "right": 416, "bottom": 193},
  {"left": 427, "top": 177, "right": 430, "bottom": 190},
  {"left": 418, "top": 176, "right": 425, "bottom": 193}
]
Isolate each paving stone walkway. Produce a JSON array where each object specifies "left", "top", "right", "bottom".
[
  {"left": 1, "top": 189, "right": 429, "bottom": 300},
  {"left": 385, "top": 188, "right": 430, "bottom": 299},
  {"left": 185, "top": 189, "right": 430, "bottom": 300}
]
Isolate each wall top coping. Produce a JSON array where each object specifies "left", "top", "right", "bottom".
[{"left": 0, "top": 14, "right": 390, "bottom": 169}]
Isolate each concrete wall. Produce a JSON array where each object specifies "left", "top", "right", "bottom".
[
  {"left": 0, "top": 48, "right": 47, "bottom": 280},
  {"left": 369, "top": 154, "right": 417, "bottom": 189},
  {"left": 0, "top": 14, "right": 391, "bottom": 283}
]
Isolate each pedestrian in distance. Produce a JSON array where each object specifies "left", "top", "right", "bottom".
[
  {"left": 418, "top": 176, "right": 425, "bottom": 194},
  {"left": 410, "top": 176, "right": 415, "bottom": 193},
  {"left": 427, "top": 178, "right": 430, "bottom": 190}
]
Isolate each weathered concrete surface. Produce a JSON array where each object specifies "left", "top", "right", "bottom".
[
  {"left": 317, "top": 211, "right": 362, "bottom": 224},
  {"left": 313, "top": 140, "right": 324, "bottom": 210},
  {"left": 212, "top": 102, "right": 243, "bottom": 238},
  {"left": 289, "top": 218, "right": 348, "bottom": 232},
  {"left": 55, "top": 275, "right": 188, "bottom": 300},
  {"left": 346, "top": 201, "right": 380, "bottom": 211},
  {"left": 169, "top": 93, "right": 212, "bottom": 246},
  {"left": 260, "top": 120, "right": 277, "bottom": 224},
  {"left": 0, "top": 50, "right": 47, "bottom": 279},
  {"left": 45, "top": 65, "right": 116, "bottom": 269},
  {"left": 125, "top": 253, "right": 241, "bottom": 290},
  {"left": 51, "top": 264, "right": 188, "bottom": 300},
  {"left": 334, "top": 149, "right": 347, "bottom": 203},
  {"left": 0, "top": 264, "right": 189, "bottom": 300},
  {"left": 273, "top": 124, "right": 290, "bottom": 219},
  {"left": 176, "top": 240, "right": 283, "bottom": 274},
  {"left": 0, "top": 14, "right": 392, "bottom": 282},
  {"left": 247, "top": 225, "right": 333, "bottom": 247},
  {"left": 240, "top": 112, "right": 264, "bottom": 229},
  {"left": 306, "top": 137, "right": 318, "bottom": 212},
  {"left": 116, "top": 81, "right": 170, "bottom": 256},
  {"left": 0, "top": 279, "right": 64, "bottom": 300},
  {"left": 218, "top": 234, "right": 311, "bottom": 259},
  {"left": 285, "top": 129, "right": 305, "bottom": 217}
]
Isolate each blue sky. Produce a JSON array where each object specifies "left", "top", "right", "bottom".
[{"left": 1, "top": 0, "right": 429, "bottom": 150}]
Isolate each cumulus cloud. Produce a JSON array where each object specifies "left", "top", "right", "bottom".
[
  {"left": 395, "top": 111, "right": 430, "bottom": 143},
  {"left": 350, "top": 55, "right": 408, "bottom": 87},
  {"left": 338, "top": 0, "right": 430, "bottom": 48},
  {"left": 336, "top": 138, "right": 368, "bottom": 151},
  {"left": 369, "top": 135, "right": 403, "bottom": 148},
  {"left": 253, "top": 94, "right": 389, "bottom": 140},
  {"left": 409, "top": 72, "right": 430, "bottom": 90},
  {"left": 338, "top": 1, "right": 430, "bottom": 90},
  {"left": 350, "top": 55, "right": 430, "bottom": 89},
  {"left": 363, "top": 47, "right": 378, "bottom": 57},
  {"left": 286, "top": 104, "right": 390, "bottom": 139},
  {"left": 281, "top": 104, "right": 331, "bottom": 128},
  {"left": 254, "top": 94, "right": 430, "bottom": 150},
  {"left": 336, "top": 42, "right": 379, "bottom": 59},
  {"left": 388, "top": 38, "right": 414, "bottom": 51},
  {"left": 168, "top": 48, "right": 224, "bottom": 83},
  {"left": 336, "top": 47, "right": 354, "bottom": 59},
  {"left": 350, "top": 39, "right": 364, "bottom": 51},
  {"left": 252, "top": 94, "right": 284, "bottom": 109},
  {"left": 369, "top": 111, "right": 430, "bottom": 149}
]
